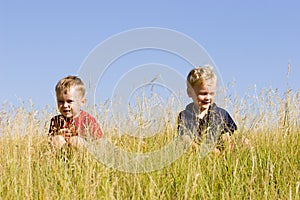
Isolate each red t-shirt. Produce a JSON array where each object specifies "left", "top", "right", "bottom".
[{"left": 48, "top": 110, "right": 103, "bottom": 140}]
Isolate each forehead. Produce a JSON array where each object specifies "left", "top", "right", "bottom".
[
  {"left": 193, "top": 83, "right": 216, "bottom": 91},
  {"left": 57, "top": 87, "right": 80, "bottom": 98}
]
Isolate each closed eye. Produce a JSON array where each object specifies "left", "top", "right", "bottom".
[
  {"left": 199, "top": 92, "right": 209, "bottom": 95},
  {"left": 57, "top": 100, "right": 74, "bottom": 104}
]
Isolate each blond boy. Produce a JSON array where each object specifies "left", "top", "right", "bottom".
[
  {"left": 48, "top": 75, "right": 103, "bottom": 149},
  {"left": 178, "top": 66, "right": 237, "bottom": 151}
]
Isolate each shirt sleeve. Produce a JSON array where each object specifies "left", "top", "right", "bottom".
[
  {"left": 224, "top": 112, "right": 237, "bottom": 134},
  {"left": 48, "top": 115, "right": 67, "bottom": 137},
  {"left": 76, "top": 111, "right": 103, "bottom": 140},
  {"left": 88, "top": 116, "right": 103, "bottom": 139}
]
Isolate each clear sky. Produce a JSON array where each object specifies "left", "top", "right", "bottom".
[{"left": 1, "top": 0, "right": 299, "bottom": 110}]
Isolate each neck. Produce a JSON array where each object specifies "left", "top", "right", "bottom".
[
  {"left": 193, "top": 105, "right": 209, "bottom": 119},
  {"left": 73, "top": 110, "right": 82, "bottom": 118}
]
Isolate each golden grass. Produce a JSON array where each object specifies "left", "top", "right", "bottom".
[{"left": 0, "top": 88, "right": 299, "bottom": 199}]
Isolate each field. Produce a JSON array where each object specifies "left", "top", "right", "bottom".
[{"left": 0, "top": 88, "right": 299, "bottom": 200}]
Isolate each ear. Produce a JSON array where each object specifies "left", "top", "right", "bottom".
[
  {"left": 81, "top": 98, "right": 86, "bottom": 105},
  {"left": 187, "top": 87, "right": 193, "bottom": 97}
]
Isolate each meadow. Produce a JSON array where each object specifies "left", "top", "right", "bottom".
[{"left": 0, "top": 87, "right": 299, "bottom": 200}]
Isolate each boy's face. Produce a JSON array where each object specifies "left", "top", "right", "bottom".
[
  {"left": 187, "top": 82, "right": 216, "bottom": 112},
  {"left": 56, "top": 87, "right": 85, "bottom": 119}
]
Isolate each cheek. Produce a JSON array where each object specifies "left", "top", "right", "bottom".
[
  {"left": 73, "top": 102, "right": 81, "bottom": 109},
  {"left": 197, "top": 95, "right": 204, "bottom": 100}
]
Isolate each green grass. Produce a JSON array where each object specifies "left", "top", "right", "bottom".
[{"left": 0, "top": 89, "right": 299, "bottom": 199}]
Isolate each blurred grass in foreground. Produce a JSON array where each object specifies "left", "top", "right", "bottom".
[{"left": 0, "top": 88, "right": 299, "bottom": 200}]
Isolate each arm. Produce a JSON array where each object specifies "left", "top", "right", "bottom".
[{"left": 76, "top": 111, "right": 103, "bottom": 140}]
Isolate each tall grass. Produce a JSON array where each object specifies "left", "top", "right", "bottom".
[{"left": 0, "top": 88, "right": 299, "bottom": 199}]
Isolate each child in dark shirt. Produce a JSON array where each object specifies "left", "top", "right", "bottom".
[{"left": 178, "top": 66, "right": 237, "bottom": 152}]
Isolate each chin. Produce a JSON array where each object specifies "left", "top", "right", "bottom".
[
  {"left": 63, "top": 113, "right": 73, "bottom": 118},
  {"left": 200, "top": 104, "right": 210, "bottom": 109}
]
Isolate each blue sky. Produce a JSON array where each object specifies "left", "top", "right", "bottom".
[{"left": 1, "top": 0, "right": 299, "bottom": 110}]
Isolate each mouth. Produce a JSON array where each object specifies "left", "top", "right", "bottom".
[
  {"left": 63, "top": 110, "right": 71, "bottom": 115},
  {"left": 200, "top": 101, "right": 211, "bottom": 106}
]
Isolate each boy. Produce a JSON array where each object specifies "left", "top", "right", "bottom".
[
  {"left": 177, "top": 66, "right": 237, "bottom": 152},
  {"left": 48, "top": 75, "right": 103, "bottom": 149}
]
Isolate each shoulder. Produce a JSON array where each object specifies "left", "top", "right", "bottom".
[
  {"left": 51, "top": 114, "right": 62, "bottom": 119},
  {"left": 210, "top": 103, "right": 231, "bottom": 116},
  {"left": 49, "top": 114, "right": 65, "bottom": 132},
  {"left": 78, "top": 110, "right": 97, "bottom": 122},
  {"left": 50, "top": 114, "right": 65, "bottom": 122},
  {"left": 210, "top": 103, "right": 237, "bottom": 132},
  {"left": 79, "top": 110, "right": 90, "bottom": 117},
  {"left": 179, "top": 103, "right": 195, "bottom": 119}
]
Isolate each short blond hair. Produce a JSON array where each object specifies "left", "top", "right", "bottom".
[
  {"left": 55, "top": 76, "right": 86, "bottom": 98},
  {"left": 186, "top": 65, "right": 217, "bottom": 88}
]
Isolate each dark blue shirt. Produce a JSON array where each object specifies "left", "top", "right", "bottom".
[{"left": 178, "top": 103, "right": 237, "bottom": 144}]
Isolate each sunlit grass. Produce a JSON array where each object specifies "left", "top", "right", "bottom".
[{"left": 0, "top": 88, "right": 299, "bottom": 199}]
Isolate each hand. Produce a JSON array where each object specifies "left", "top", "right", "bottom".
[
  {"left": 221, "top": 132, "right": 235, "bottom": 152},
  {"left": 243, "top": 137, "right": 250, "bottom": 146},
  {"left": 58, "top": 128, "right": 72, "bottom": 142}
]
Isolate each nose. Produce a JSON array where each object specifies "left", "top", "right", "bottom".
[
  {"left": 63, "top": 101, "right": 69, "bottom": 107},
  {"left": 198, "top": 93, "right": 211, "bottom": 100},
  {"left": 205, "top": 93, "right": 211, "bottom": 99}
]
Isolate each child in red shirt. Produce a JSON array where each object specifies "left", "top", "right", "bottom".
[{"left": 48, "top": 75, "right": 103, "bottom": 149}]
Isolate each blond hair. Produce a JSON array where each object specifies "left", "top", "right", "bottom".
[
  {"left": 55, "top": 75, "right": 86, "bottom": 98},
  {"left": 186, "top": 65, "right": 217, "bottom": 88}
]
